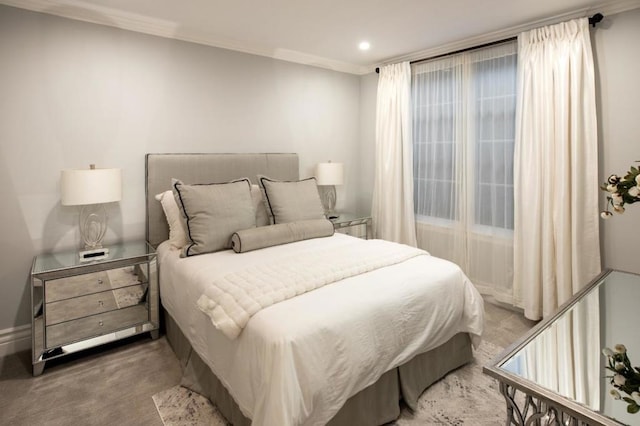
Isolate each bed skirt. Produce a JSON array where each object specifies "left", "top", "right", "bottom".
[{"left": 163, "top": 308, "right": 473, "bottom": 425}]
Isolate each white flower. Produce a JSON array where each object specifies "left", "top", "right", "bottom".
[
  {"left": 613, "top": 204, "right": 625, "bottom": 214},
  {"left": 607, "top": 184, "right": 618, "bottom": 193},
  {"left": 633, "top": 392, "right": 640, "bottom": 405},
  {"left": 610, "top": 389, "right": 622, "bottom": 400},
  {"left": 636, "top": 174, "right": 640, "bottom": 186},
  {"left": 612, "top": 193, "right": 623, "bottom": 204},
  {"left": 615, "top": 344, "right": 627, "bottom": 354},
  {"left": 603, "top": 347, "right": 615, "bottom": 357},
  {"left": 608, "top": 174, "right": 621, "bottom": 184},
  {"left": 614, "top": 374, "right": 627, "bottom": 386},
  {"left": 601, "top": 211, "right": 613, "bottom": 219},
  {"left": 629, "top": 186, "right": 640, "bottom": 198},
  {"left": 615, "top": 361, "right": 625, "bottom": 371}
]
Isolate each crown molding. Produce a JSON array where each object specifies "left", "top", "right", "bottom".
[
  {"left": 2, "top": 0, "right": 639, "bottom": 76},
  {"left": 0, "top": 0, "right": 366, "bottom": 75},
  {"left": 377, "top": 0, "right": 640, "bottom": 67}
]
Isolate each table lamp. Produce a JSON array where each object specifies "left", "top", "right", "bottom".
[
  {"left": 61, "top": 164, "right": 122, "bottom": 261},
  {"left": 316, "top": 161, "right": 344, "bottom": 219}
]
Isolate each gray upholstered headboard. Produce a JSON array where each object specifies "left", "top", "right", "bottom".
[{"left": 145, "top": 153, "right": 299, "bottom": 247}]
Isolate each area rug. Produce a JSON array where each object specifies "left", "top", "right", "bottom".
[{"left": 152, "top": 341, "right": 506, "bottom": 426}]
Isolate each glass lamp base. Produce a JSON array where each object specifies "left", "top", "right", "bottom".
[
  {"left": 79, "top": 204, "right": 108, "bottom": 257},
  {"left": 319, "top": 185, "right": 337, "bottom": 217}
]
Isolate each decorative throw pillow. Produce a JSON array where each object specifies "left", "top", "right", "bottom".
[
  {"left": 155, "top": 191, "right": 189, "bottom": 249},
  {"left": 231, "top": 219, "right": 334, "bottom": 253},
  {"left": 173, "top": 178, "right": 256, "bottom": 257},
  {"left": 251, "top": 184, "right": 271, "bottom": 227},
  {"left": 259, "top": 176, "right": 325, "bottom": 224}
]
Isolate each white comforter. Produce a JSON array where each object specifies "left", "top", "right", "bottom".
[
  {"left": 197, "top": 238, "right": 427, "bottom": 339},
  {"left": 158, "top": 233, "right": 484, "bottom": 426}
]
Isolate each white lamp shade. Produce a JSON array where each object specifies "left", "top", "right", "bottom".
[
  {"left": 316, "top": 162, "right": 344, "bottom": 186},
  {"left": 61, "top": 168, "right": 122, "bottom": 206}
]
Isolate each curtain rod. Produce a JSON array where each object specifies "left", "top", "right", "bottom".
[{"left": 374, "top": 12, "right": 604, "bottom": 74}]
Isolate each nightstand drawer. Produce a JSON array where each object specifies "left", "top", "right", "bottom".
[
  {"left": 45, "top": 267, "right": 142, "bottom": 302},
  {"left": 46, "top": 290, "right": 118, "bottom": 325},
  {"left": 46, "top": 304, "right": 148, "bottom": 348},
  {"left": 44, "top": 284, "right": 147, "bottom": 326}
]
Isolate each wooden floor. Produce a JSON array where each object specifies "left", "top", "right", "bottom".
[{"left": 0, "top": 301, "right": 536, "bottom": 426}]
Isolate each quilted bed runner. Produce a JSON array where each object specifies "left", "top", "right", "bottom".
[{"left": 197, "top": 239, "right": 427, "bottom": 339}]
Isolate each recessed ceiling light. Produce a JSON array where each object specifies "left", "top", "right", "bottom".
[{"left": 358, "top": 41, "right": 370, "bottom": 51}]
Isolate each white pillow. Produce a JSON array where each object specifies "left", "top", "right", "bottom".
[{"left": 155, "top": 191, "right": 188, "bottom": 249}]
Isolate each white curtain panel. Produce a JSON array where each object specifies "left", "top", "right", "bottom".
[
  {"left": 513, "top": 18, "right": 601, "bottom": 320},
  {"left": 412, "top": 42, "right": 517, "bottom": 304},
  {"left": 372, "top": 62, "right": 418, "bottom": 246}
]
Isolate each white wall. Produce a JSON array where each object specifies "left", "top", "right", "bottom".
[
  {"left": 0, "top": 5, "right": 361, "bottom": 330},
  {"left": 593, "top": 8, "right": 640, "bottom": 275}
]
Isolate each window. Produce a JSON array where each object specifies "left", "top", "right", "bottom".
[
  {"left": 412, "top": 42, "right": 517, "bottom": 231},
  {"left": 472, "top": 55, "right": 517, "bottom": 230},
  {"left": 413, "top": 65, "right": 460, "bottom": 222}
]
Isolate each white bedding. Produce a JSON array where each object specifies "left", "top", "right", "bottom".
[
  {"left": 158, "top": 233, "right": 484, "bottom": 426},
  {"left": 197, "top": 238, "right": 427, "bottom": 339}
]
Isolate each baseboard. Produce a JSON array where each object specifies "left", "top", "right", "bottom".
[{"left": 0, "top": 324, "right": 31, "bottom": 357}]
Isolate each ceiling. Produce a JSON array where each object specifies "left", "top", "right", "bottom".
[{"left": 2, "top": 0, "right": 639, "bottom": 74}]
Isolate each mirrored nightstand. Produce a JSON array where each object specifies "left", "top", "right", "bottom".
[
  {"left": 30, "top": 240, "right": 159, "bottom": 376},
  {"left": 330, "top": 213, "right": 372, "bottom": 239}
]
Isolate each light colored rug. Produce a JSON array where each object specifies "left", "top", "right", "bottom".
[{"left": 152, "top": 341, "right": 506, "bottom": 426}]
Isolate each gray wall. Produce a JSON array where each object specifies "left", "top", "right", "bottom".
[
  {"left": 593, "top": 8, "right": 640, "bottom": 275},
  {"left": 356, "top": 72, "right": 378, "bottom": 215},
  {"left": 1, "top": 3, "right": 637, "bottom": 333},
  {"left": 0, "top": 5, "right": 362, "bottom": 330}
]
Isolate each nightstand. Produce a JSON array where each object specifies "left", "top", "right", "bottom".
[
  {"left": 330, "top": 213, "right": 372, "bottom": 239},
  {"left": 30, "top": 240, "right": 159, "bottom": 376}
]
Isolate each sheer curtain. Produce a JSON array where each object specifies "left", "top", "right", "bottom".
[
  {"left": 412, "top": 42, "right": 517, "bottom": 304},
  {"left": 513, "top": 18, "right": 601, "bottom": 320},
  {"left": 372, "top": 62, "right": 417, "bottom": 246}
]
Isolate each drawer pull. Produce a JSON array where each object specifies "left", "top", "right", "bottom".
[
  {"left": 99, "top": 320, "right": 104, "bottom": 327},
  {"left": 97, "top": 279, "right": 104, "bottom": 285},
  {"left": 98, "top": 300, "right": 103, "bottom": 307}
]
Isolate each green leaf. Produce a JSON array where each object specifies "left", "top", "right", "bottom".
[
  {"left": 623, "top": 397, "right": 635, "bottom": 403},
  {"left": 627, "top": 403, "right": 639, "bottom": 414}
]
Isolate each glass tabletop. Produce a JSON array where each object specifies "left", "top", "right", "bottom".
[
  {"left": 329, "top": 213, "right": 371, "bottom": 224},
  {"left": 498, "top": 270, "right": 640, "bottom": 425},
  {"left": 33, "top": 241, "right": 155, "bottom": 275}
]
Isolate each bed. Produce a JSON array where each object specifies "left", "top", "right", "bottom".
[{"left": 145, "top": 153, "right": 484, "bottom": 426}]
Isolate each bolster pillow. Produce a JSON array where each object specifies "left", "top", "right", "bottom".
[{"left": 231, "top": 219, "right": 335, "bottom": 253}]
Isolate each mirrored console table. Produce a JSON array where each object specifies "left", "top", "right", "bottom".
[{"left": 484, "top": 269, "right": 640, "bottom": 426}]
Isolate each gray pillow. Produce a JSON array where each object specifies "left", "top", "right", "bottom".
[
  {"left": 173, "top": 178, "right": 256, "bottom": 257},
  {"left": 250, "top": 184, "right": 271, "bottom": 227},
  {"left": 231, "top": 219, "right": 334, "bottom": 253},
  {"left": 259, "top": 176, "right": 325, "bottom": 224}
]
